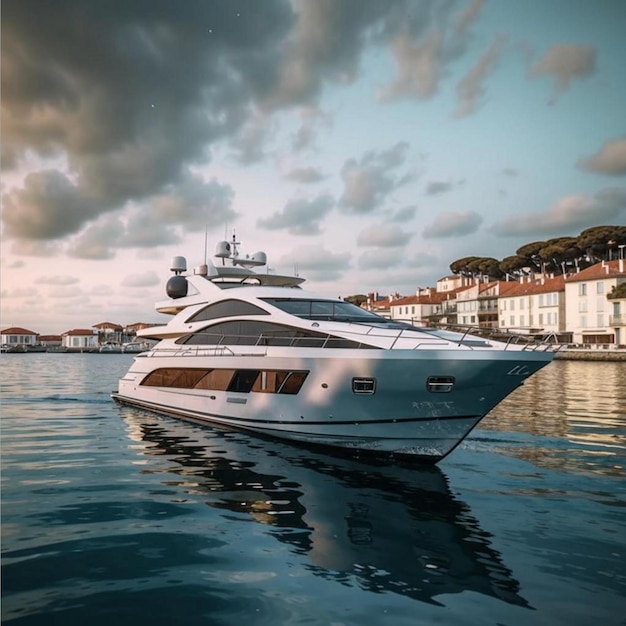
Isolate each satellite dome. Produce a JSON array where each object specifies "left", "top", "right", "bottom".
[{"left": 166, "top": 275, "right": 188, "bottom": 299}]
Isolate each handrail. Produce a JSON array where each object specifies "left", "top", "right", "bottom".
[{"left": 143, "top": 321, "right": 563, "bottom": 354}]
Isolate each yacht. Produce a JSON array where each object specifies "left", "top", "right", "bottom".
[{"left": 113, "top": 236, "right": 558, "bottom": 463}]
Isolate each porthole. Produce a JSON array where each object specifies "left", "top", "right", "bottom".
[
  {"left": 352, "top": 377, "right": 377, "bottom": 395},
  {"left": 426, "top": 376, "right": 455, "bottom": 393}
]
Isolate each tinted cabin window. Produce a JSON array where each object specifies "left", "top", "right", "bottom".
[
  {"left": 177, "top": 320, "right": 372, "bottom": 349},
  {"left": 228, "top": 370, "right": 259, "bottom": 393},
  {"left": 142, "top": 368, "right": 208, "bottom": 388},
  {"left": 140, "top": 367, "right": 307, "bottom": 394},
  {"left": 186, "top": 299, "right": 269, "bottom": 323}
]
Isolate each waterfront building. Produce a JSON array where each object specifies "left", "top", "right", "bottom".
[
  {"left": 389, "top": 288, "right": 460, "bottom": 326},
  {"left": 498, "top": 275, "right": 567, "bottom": 339},
  {"left": 39, "top": 335, "right": 63, "bottom": 349},
  {"left": 564, "top": 259, "right": 626, "bottom": 345},
  {"left": 1, "top": 327, "right": 39, "bottom": 349},
  {"left": 62, "top": 329, "right": 99, "bottom": 350},
  {"left": 93, "top": 322, "right": 124, "bottom": 345}
]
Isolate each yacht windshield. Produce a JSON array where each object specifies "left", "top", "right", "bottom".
[{"left": 261, "top": 298, "right": 417, "bottom": 329}]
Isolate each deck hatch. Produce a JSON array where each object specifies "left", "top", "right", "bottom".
[
  {"left": 426, "top": 376, "right": 455, "bottom": 393},
  {"left": 352, "top": 377, "right": 377, "bottom": 395}
]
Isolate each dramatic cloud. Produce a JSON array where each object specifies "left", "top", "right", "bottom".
[
  {"left": 531, "top": 44, "right": 596, "bottom": 95},
  {"left": 258, "top": 194, "right": 334, "bottom": 235},
  {"left": 357, "top": 223, "right": 412, "bottom": 247},
  {"left": 285, "top": 166, "right": 326, "bottom": 183},
  {"left": 339, "top": 142, "right": 410, "bottom": 212},
  {"left": 2, "top": 170, "right": 105, "bottom": 240},
  {"left": 455, "top": 35, "right": 504, "bottom": 117},
  {"left": 577, "top": 138, "right": 626, "bottom": 176},
  {"left": 490, "top": 188, "right": 626, "bottom": 236},
  {"left": 1, "top": 1, "right": 291, "bottom": 237},
  {"left": 378, "top": 1, "right": 484, "bottom": 102},
  {"left": 423, "top": 210, "right": 483, "bottom": 238},
  {"left": 230, "top": 113, "right": 274, "bottom": 165}
]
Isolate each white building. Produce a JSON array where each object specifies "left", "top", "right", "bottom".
[
  {"left": 62, "top": 328, "right": 99, "bottom": 350},
  {"left": 564, "top": 259, "right": 626, "bottom": 345},
  {"left": 1, "top": 327, "right": 39, "bottom": 348},
  {"left": 498, "top": 275, "right": 566, "bottom": 337}
]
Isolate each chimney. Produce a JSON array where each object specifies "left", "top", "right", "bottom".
[{"left": 620, "top": 258, "right": 624, "bottom": 273}]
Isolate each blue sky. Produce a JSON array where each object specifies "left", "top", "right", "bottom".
[{"left": 2, "top": 0, "right": 625, "bottom": 334}]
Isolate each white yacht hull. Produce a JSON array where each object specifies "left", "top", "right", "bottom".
[{"left": 112, "top": 348, "right": 552, "bottom": 462}]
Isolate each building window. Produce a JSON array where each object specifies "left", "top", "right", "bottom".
[
  {"left": 597, "top": 313, "right": 604, "bottom": 328},
  {"left": 520, "top": 315, "right": 525, "bottom": 327},
  {"left": 579, "top": 283, "right": 587, "bottom": 296},
  {"left": 539, "top": 313, "right": 544, "bottom": 325},
  {"left": 510, "top": 316, "right": 514, "bottom": 326},
  {"left": 502, "top": 301, "right": 507, "bottom": 311},
  {"left": 510, "top": 300, "right": 515, "bottom": 311},
  {"left": 596, "top": 282, "right": 604, "bottom": 295},
  {"left": 578, "top": 300, "right": 587, "bottom": 313},
  {"left": 580, "top": 316, "right": 587, "bottom": 328}
]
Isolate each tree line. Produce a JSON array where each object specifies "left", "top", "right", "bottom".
[{"left": 449, "top": 225, "right": 626, "bottom": 280}]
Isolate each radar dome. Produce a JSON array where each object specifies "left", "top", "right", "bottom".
[
  {"left": 166, "top": 275, "right": 188, "bottom": 299},
  {"left": 215, "top": 241, "right": 231, "bottom": 258}
]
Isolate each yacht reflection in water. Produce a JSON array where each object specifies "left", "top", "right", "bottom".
[{"left": 121, "top": 409, "right": 529, "bottom": 608}]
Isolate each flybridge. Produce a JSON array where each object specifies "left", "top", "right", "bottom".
[{"left": 165, "top": 235, "right": 305, "bottom": 301}]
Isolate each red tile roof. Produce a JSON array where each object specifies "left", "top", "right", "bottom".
[
  {"left": 500, "top": 275, "right": 565, "bottom": 297},
  {"left": 564, "top": 260, "right": 626, "bottom": 283},
  {"left": 1, "top": 327, "right": 38, "bottom": 335},
  {"left": 63, "top": 329, "right": 97, "bottom": 336}
]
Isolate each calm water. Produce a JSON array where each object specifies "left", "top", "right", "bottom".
[{"left": 1, "top": 354, "right": 625, "bottom": 626}]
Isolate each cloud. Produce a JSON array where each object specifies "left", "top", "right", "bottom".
[
  {"left": 230, "top": 113, "right": 274, "bottom": 165},
  {"left": 34, "top": 275, "right": 79, "bottom": 286},
  {"left": 2, "top": 170, "right": 105, "bottom": 240},
  {"left": 490, "top": 188, "right": 626, "bottom": 236},
  {"left": 358, "top": 248, "right": 404, "bottom": 270},
  {"left": 1, "top": 1, "right": 290, "bottom": 234},
  {"left": 339, "top": 142, "right": 410, "bottom": 212},
  {"left": 378, "top": 1, "right": 484, "bottom": 103},
  {"left": 423, "top": 210, "right": 483, "bottom": 238},
  {"left": 121, "top": 272, "right": 161, "bottom": 288},
  {"left": 9, "top": 239, "right": 61, "bottom": 258},
  {"left": 455, "top": 35, "right": 505, "bottom": 117},
  {"left": 280, "top": 245, "right": 351, "bottom": 282},
  {"left": 285, "top": 166, "right": 326, "bottom": 183},
  {"left": 390, "top": 205, "right": 417, "bottom": 222},
  {"left": 357, "top": 223, "right": 412, "bottom": 247},
  {"left": 379, "top": 31, "right": 443, "bottom": 101},
  {"left": 577, "top": 138, "right": 626, "bottom": 176},
  {"left": 531, "top": 44, "right": 596, "bottom": 95},
  {"left": 258, "top": 194, "right": 334, "bottom": 235},
  {"left": 501, "top": 168, "right": 518, "bottom": 177},
  {"left": 425, "top": 180, "right": 457, "bottom": 196}
]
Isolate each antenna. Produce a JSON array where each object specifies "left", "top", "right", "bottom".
[{"left": 203, "top": 225, "right": 208, "bottom": 264}]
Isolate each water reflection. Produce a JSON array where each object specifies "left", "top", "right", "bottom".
[
  {"left": 121, "top": 409, "right": 529, "bottom": 608},
  {"left": 480, "top": 361, "right": 626, "bottom": 475}
]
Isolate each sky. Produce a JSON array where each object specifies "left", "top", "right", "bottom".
[{"left": 2, "top": 0, "right": 626, "bottom": 334}]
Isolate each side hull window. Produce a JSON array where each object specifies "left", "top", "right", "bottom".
[{"left": 141, "top": 368, "right": 308, "bottom": 395}]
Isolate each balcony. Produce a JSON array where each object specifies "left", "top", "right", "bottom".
[{"left": 609, "top": 314, "right": 626, "bottom": 327}]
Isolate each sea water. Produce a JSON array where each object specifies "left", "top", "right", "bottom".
[{"left": 1, "top": 354, "right": 625, "bottom": 625}]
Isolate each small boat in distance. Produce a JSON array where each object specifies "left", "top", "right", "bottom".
[{"left": 112, "top": 236, "right": 558, "bottom": 463}]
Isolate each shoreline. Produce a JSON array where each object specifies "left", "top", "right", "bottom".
[{"left": 554, "top": 349, "right": 626, "bottom": 362}]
